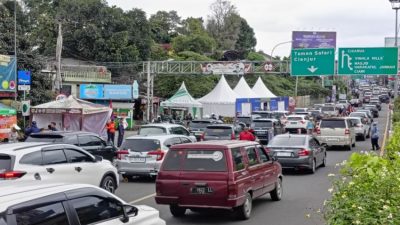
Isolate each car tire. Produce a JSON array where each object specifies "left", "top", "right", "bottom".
[
  {"left": 321, "top": 155, "right": 327, "bottom": 167},
  {"left": 366, "top": 129, "right": 371, "bottom": 139},
  {"left": 270, "top": 178, "right": 283, "bottom": 201},
  {"left": 361, "top": 133, "right": 366, "bottom": 141},
  {"left": 235, "top": 192, "right": 252, "bottom": 220},
  {"left": 352, "top": 140, "right": 356, "bottom": 147},
  {"left": 100, "top": 175, "right": 116, "bottom": 193},
  {"left": 170, "top": 205, "right": 186, "bottom": 217},
  {"left": 309, "top": 159, "right": 316, "bottom": 174},
  {"left": 347, "top": 144, "right": 352, "bottom": 151}
]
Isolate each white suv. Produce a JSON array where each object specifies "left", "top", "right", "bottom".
[
  {"left": 285, "top": 115, "right": 310, "bottom": 134},
  {"left": 0, "top": 181, "right": 165, "bottom": 225},
  {"left": 139, "top": 123, "right": 196, "bottom": 142},
  {"left": 0, "top": 142, "right": 119, "bottom": 193}
]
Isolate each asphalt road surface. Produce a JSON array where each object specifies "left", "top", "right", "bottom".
[{"left": 116, "top": 105, "right": 389, "bottom": 225}]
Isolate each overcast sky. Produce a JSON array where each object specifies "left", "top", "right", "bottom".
[{"left": 107, "top": 0, "right": 395, "bottom": 57}]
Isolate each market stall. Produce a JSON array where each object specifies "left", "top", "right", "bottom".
[
  {"left": 31, "top": 96, "right": 111, "bottom": 136},
  {"left": 0, "top": 103, "right": 16, "bottom": 141}
]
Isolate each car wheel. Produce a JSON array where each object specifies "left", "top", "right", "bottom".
[
  {"left": 101, "top": 175, "right": 116, "bottom": 193},
  {"left": 366, "top": 129, "right": 371, "bottom": 139},
  {"left": 361, "top": 132, "right": 366, "bottom": 141},
  {"left": 170, "top": 204, "right": 186, "bottom": 217},
  {"left": 270, "top": 178, "right": 283, "bottom": 201},
  {"left": 352, "top": 140, "right": 356, "bottom": 147},
  {"left": 347, "top": 143, "right": 352, "bottom": 151},
  {"left": 235, "top": 192, "right": 252, "bottom": 220},
  {"left": 309, "top": 159, "right": 316, "bottom": 174},
  {"left": 321, "top": 155, "right": 327, "bottom": 167}
]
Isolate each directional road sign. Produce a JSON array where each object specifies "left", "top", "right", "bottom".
[
  {"left": 291, "top": 48, "right": 335, "bottom": 76},
  {"left": 338, "top": 47, "right": 398, "bottom": 75}
]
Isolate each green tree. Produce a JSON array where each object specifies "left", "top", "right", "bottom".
[
  {"left": 235, "top": 18, "right": 257, "bottom": 52},
  {"left": 149, "top": 10, "right": 181, "bottom": 44},
  {"left": 246, "top": 51, "right": 266, "bottom": 61}
]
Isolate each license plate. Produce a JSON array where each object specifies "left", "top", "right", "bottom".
[
  {"left": 256, "top": 131, "right": 266, "bottom": 134},
  {"left": 277, "top": 152, "right": 292, "bottom": 157},
  {"left": 327, "top": 138, "right": 339, "bottom": 142},
  {"left": 130, "top": 157, "right": 146, "bottom": 163},
  {"left": 290, "top": 122, "right": 297, "bottom": 124},
  {"left": 191, "top": 187, "right": 213, "bottom": 195}
]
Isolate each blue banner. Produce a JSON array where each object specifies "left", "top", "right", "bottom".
[
  {"left": 0, "top": 55, "right": 16, "bottom": 92},
  {"left": 104, "top": 85, "right": 132, "bottom": 100},
  {"left": 292, "top": 31, "right": 336, "bottom": 49},
  {"left": 80, "top": 84, "right": 104, "bottom": 99},
  {"left": 18, "top": 70, "right": 31, "bottom": 85}
]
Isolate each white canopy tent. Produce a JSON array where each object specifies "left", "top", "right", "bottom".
[
  {"left": 233, "top": 76, "right": 258, "bottom": 98},
  {"left": 160, "top": 82, "right": 202, "bottom": 117},
  {"left": 31, "top": 96, "right": 112, "bottom": 137},
  {"left": 252, "top": 77, "right": 277, "bottom": 98},
  {"left": 198, "top": 75, "right": 238, "bottom": 117}
]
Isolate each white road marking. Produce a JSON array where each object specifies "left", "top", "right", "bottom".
[{"left": 128, "top": 193, "right": 156, "bottom": 204}]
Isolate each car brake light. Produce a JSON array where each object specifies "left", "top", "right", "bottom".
[
  {"left": 298, "top": 149, "right": 310, "bottom": 156},
  {"left": 316, "top": 127, "right": 321, "bottom": 135},
  {"left": 231, "top": 133, "right": 236, "bottom": 140},
  {"left": 200, "top": 132, "right": 205, "bottom": 141},
  {"left": 345, "top": 128, "right": 350, "bottom": 135},
  {"left": 0, "top": 171, "right": 26, "bottom": 180},
  {"left": 264, "top": 147, "right": 271, "bottom": 154},
  {"left": 148, "top": 150, "right": 165, "bottom": 161},
  {"left": 228, "top": 182, "right": 238, "bottom": 199},
  {"left": 300, "top": 120, "right": 305, "bottom": 124},
  {"left": 116, "top": 150, "right": 129, "bottom": 160}
]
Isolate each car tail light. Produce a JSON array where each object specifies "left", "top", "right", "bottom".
[
  {"left": 264, "top": 147, "right": 271, "bottom": 154},
  {"left": 0, "top": 171, "right": 26, "bottom": 180},
  {"left": 298, "top": 149, "right": 310, "bottom": 156},
  {"left": 116, "top": 150, "right": 129, "bottom": 160},
  {"left": 345, "top": 128, "right": 350, "bottom": 135},
  {"left": 316, "top": 127, "right": 321, "bottom": 135},
  {"left": 228, "top": 182, "right": 238, "bottom": 199},
  {"left": 148, "top": 149, "right": 165, "bottom": 161},
  {"left": 231, "top": 133, "right": 236, "bottom": 140},
  {"left": 300, "top": 120, "right": 305, "bottom": 124},
  {"left": 200, "top": 132, "right": 205, "bottom": 141}
]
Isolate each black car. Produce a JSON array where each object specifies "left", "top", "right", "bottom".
[
  {"left": 379, "top": 94, "right": 390, "bottom": 104},
  {"left": 188, "top": 119, "right": 223, "bottom": 141},
  {"left": 202, "top": 124, "right": 242, "bottom": 141},
  {"left": 362, "top": 105, "right": 379, "bottom": 118},
  {"left": 25, "top": 131, "right": 117, "bottom": 162},
  {"left": 251, "top": 118, "right": 284, "bottom": 144}
]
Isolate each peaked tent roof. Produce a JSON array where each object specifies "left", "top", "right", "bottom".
[
  {"left": 233, "top": 77, "right": 258, "bottom": 98},
  {"left": 32, "top": 95, "right": 111, "bottom": 114},
  {"left": 198, "top": 75, "right": 238, "bottom": 104},
  {"left": 160, "top": 82, "right": 202, "bottom": 108},
  {"left": 252, "top": 77, "right": 277, "bottom": 98}
]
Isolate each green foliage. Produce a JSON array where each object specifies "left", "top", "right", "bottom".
[
  {"left": 246, "top": 52, "right": 266, "bottom": 61},
  {"left": 149, "top": 10, "right": 181, "bottom": 44},
  {"left": 324, "top": 152, "right": 400, "bottom": 225},
  {"left": 173, "top": 51, "right": 213, "bottom": 61},
  {"left": 391, "top": 98, "right": 400, "bottom": 124},
  {"left": 234, "top": 18, "right": 256, "bottom": 51}
]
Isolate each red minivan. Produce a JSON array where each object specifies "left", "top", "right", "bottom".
[{"left": 155, "top": 140, "right": 283, "bottom": 220}]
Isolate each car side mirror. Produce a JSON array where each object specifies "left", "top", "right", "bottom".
[
  {"left": 166, "top": 144, "right": 172, "bottom": 148},
  {"left": 120, "top": 204, "right": 138, "bottom": 223},
  {"left": 271, "top": 156, "right": 278, "bottom": 162},
  {"left": 94, "top": 155, "right": 103, "bottom": 162}
]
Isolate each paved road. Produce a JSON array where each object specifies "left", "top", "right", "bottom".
[{"left": 116, "top": 105, "right": 389, "bottom": 225}]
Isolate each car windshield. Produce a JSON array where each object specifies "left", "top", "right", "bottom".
[
  {"left": 189, "top": 121, "right": 212, "bottom": 129},
  {"left": 269, "top": 136, "right": 306, "bottom": 146},
  {"left": 121, "top": 139, "right": 161, "bottom": 152},
  {"left": 139, "top": 127, "right": 167, "bottom": 135},
  {"left": 237, "top": 117, "right": 251, "bottom": 125},
  {"left": 322, "top": 106, "right": 335, "bottom": 111},
  {"left": 0, "top": 154, "right": 12, "bottom": 172},
  {"left": 350, "top": 113, "right": 365, "bottom": 118},
  {"left": 252, "top": 112, "right": 273, "bottom": 118},
  {"left": 320, "top": 120, "right": 346, "bottom": 128},
  {"left": 287, "top": 117, "right": 303, "bottom": 121},
  {"left": 25, "top": 135, "right": 63, "bottom": 143},
  {"left": 205, "top": 127, "right": 232, "bottom": 136},
  {"left": 252, "top": 121, "right": 273, "bottom": 128},
  {"left": 339, "top": 100, "right": 347, "bottom": 103},
  {"left": 273, "top": 112, "right": 286, "bottom": 118}
]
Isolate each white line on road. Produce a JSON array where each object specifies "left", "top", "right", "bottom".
[{"left": 128, "top": 193, "right": 156, "bottom": 204}]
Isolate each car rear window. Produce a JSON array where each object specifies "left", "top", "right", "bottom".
[
  {"left": 321, "top": 120, "right": 346, "bottom": 128},
  {"left": 252, "top": 121, "right": 273, "bottom": 128},
  {"left": 121, "top": 139, "right": 161, "bottom": 152},
  {"left": 350, "top": 113, "right": 365, "bottom": 118},
  {"left": 287, "top": 117, "right": 302, "bottom": 121},
  {"left": 252, "top": 112, "right": 272, "bottom": 118},
  {"left": 138, "top": 127, "right": 166, "bottom": 135},
  {"left": 349, "top": 119, "right": 361, "bottom": 125},
  {"left": 322, "top": 106, "right": 335, "bottom": 111},
  {"left": 26, "top": 135, "right": 64, "bottom": 143},
  {"left": 0, "top": 154, "right": 12, "bottom": 172},
  {"left": 205, "top": 127, "right": 232, "bottom": 136},
  {"left": 189, "top": 121, "right": 212, "bottom": 129},
  {"left": 237, "top": 117, "right": 251, "bottom": 125},
  {"left": 269, "top": 136, "right": 306, "bottom": 146},
  {"left": 183, "top": 150, "right": 227, "bottom": 172}
]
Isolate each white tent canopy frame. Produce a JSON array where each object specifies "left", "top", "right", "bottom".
[
  {"left": 31, "top": 96, "right": 112, "bottom": 137},
  {"left": 198, "top": 75, "right": 238, "bottom": 117},
  {"left": 252, "top": 77, "right": 277, "bottom": 98}
]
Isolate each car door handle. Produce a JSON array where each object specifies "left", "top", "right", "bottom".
[
  {"left": 75, "top": 167, "right": 82, "bottom": 172},
  {"left": 46, "top": 168, "right": 55, "bottom": 174}
]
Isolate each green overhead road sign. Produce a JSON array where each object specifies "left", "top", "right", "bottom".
[
  {"left": 291, "top": 48, "right": 335, "bottom": 76},
  {"left": 338, "top": 47, "right": 398, "bottom": 75}
]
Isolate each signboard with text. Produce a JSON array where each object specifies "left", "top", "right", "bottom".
[
  {"left": 292, "top": 31, "right": 337, "bottom": 49},
  {"left": 0, "top": 55, "right": 16, "bottom": 92},
  {"left": 200, "top": 62, "right": 252, "bottom": 75},
  {"left": 17, "top": 70, "right": 31, "bottom": 85},
  {"left": 104, "top": 85, "right": 132, "bottom": 100},
  {"left": 79, "top": 84, "right": 104, "bottom": 99},
  {"left": 291, "top": 48, "right": 335, "bottom": 76},
  {"left": 338, "top": 47, "right": 398, "bottom": 75}
]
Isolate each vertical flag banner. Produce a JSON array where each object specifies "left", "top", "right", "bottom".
[{"left": 0, "top": 55, "right": 16, "bottom": 92}]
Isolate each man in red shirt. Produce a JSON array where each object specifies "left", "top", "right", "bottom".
[{"left": 239, "top": 127, "right": 256, "bottom": 141}]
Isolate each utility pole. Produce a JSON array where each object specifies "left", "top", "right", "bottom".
[
  {"left": 54, "top": 22, "right": 63, "bottom": 93},
  {"left": 14, "top": 0, "right": 17, "bottom": 101}
]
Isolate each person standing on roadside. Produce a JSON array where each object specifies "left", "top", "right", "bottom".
[
  {"left": 239, "top": 127, "right": 256, "bottom": 141},
  {"left": 106, "top": 119, "right": 116, "bottom": 144},
  {"left": 371, "top": 122, "right": 380, "bottom": 151},
  {"left": 117, "top": 118, "right": 125, "bottom": 147}
]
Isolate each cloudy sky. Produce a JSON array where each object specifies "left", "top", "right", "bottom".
[{"left": 107, "top": 0, "right": 395, "bottom": 57}]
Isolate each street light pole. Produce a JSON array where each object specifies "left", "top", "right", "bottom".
[{"left": 390, "top": 0, "right": 400, "bottom": 98}]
